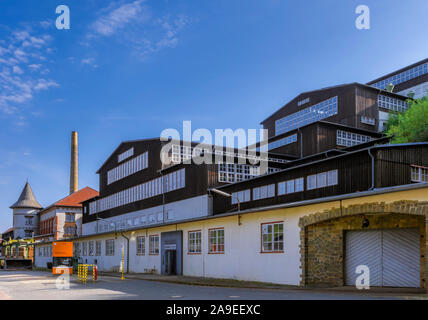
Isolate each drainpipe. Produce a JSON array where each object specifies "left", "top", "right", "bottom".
[
  {"left": 297, "top": 128, "right": 303, "bottom": 159},
  {"left": 120, "top": 232, "right": 129, "bottom": 274},
  {"left": 368, "top": 148, "right": 375, "bottom": 190}
]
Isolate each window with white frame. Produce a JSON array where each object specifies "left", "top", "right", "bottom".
[
  {"left": 278, "top": 177, "right": 304, "bottom": 195},
  {"left": 307, "top": 170, "right": 338, "bottom": 190},
  {"left": 337, "top": 130, "right": 371, "bottom": 147},
  {"left": 361, "top": 116, "right": 376, "bottom": 125},
  {"left": 268, "top": 134, "right": 297, "bottom": 151},
  {"left": 105, "top": 239, "right": 115, "bottom": 256},
  {"left": 88, "top": 241, "right": 94, "bottom": 256},
  {"left": 371, "top": 62, "right": 428, "bottom": 90},
  {"left": 253, "top": 184, "right": 275, "bottom": 201},
  {"left": 275, "top": 96, "right": 338, "bottom": 135},
  {"left": 118, "top": 147, "right": 134, "bottom": 162},
  {"left": 411, "top": 166, "right": 428, "bottom": 182},
  {"left": 95, "top": 241, "right": 101, "bottom": 256},
  {"left": 378, "top": 95, "right": 409, "bottom": 112},
  {"left": 188, "top": 231, "right": 202, "bottom": 254},
  {"left": 82, "top": 242, "right": 87, "bottom": 256},
  {"left": 209, "top": 228, "right": 224, "bottom": 253},
  {"left": 89, "top": 168, "right": 185, "bottom": 215},
  {"left": 108, "top": 152, "right": 148, "bottom": 185},
  {"left": 262, "top": 222, "right": 284, "bottom": 252},
  {"left": 231, "top": 189, "right": 251, "bottom": 204},
  {"left": 136, "top": 236, "right": 145, "bottom": 255},
  {"left": 149, "top": 235, "right": 159, "bottom": 255}
]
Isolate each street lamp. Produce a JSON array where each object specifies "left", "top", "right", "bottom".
[{"left": 210, "top": 188, "right": 240, "bottom": 212}]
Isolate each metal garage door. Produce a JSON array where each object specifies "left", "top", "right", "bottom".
[{"left": 345, "top": 228, "right": 420, "bottom": 288}]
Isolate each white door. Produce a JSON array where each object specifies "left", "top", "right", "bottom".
[{"left": 345, "top": 228, "right": 420, "bottom": 288}]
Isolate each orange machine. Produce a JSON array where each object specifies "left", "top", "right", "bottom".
[{"left": 52, "top": 241, "right": 73, "bottom": 275}]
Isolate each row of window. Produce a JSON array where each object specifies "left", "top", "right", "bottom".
[
  {"left": 107, "top": 152, "right": 148, "bottom": 185},
  {"left": 64, "top": 226, "right": 77, "bottom": 236},
  {"left": 268, "top": 134, "right": 297, "bottom": 151},
  {"left": 118, "top": 147, "right": 134, "bottom": 163},
  {"left": 65, "top": 212, "right": 75, "bottom": 222},
  {"left": 371, "top": 62, "right": 428, "bottom": 90},
  {"left": 230, "top": 171, "right": 337, "bottom": 204},
  {"left": 171, "top": 143, "right": 290, "bottom": 165},
  {"left": 90, "top": 169, "right": 185, "bottom": 214},
  {"left": 39, "top": 218, "right": 54, "bottom": 235},
  {"left": 218, "top": 163, "right": 281, "bottom": 184},
  {"left": 307, "top": 170, "right": 338, "bottom": 190},
  {"left": 97, "top": 211, "right": 175, "bottom": 233},
  {"left": 378, "top": 95, "right": 409, "bottom": 113},
  {"left": 275, "top": 96, "right": 338, "bottom": 136},
  {"left": 38, "top": 246, "right": 52, "bottom": 257},
  {"left": 361, "top": 116, "right": 376, "bottom": 125},
  {"left": 337, "top": 130, "right": 371, "bottom": 147},
  {"left": 411, "top": 166, "right": 428, "bottom": 183}
]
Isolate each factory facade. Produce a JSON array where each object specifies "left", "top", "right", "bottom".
[{"left": 31, "top": 58, "right": 428, "bottom": 288}]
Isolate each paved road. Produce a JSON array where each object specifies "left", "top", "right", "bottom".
[{"left": 0, "top": 271, "right": 426, "bottom": 300}]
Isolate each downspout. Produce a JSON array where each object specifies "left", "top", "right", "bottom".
[
  {"left": 368, "top": 148, "right": 375, "bottom": 190},
  {"left": 298, "top": 128, "right": 303, "bottom": 159},
  {"left": 120, "top": 232, "right": 129, "bottom": 274}
]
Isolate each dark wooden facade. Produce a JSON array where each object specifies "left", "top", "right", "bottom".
[{"left": 212, "top": 144, "right": 428, "bottom": 215}]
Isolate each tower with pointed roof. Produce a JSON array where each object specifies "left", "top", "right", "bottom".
[{"left": 10, "top": 181, "right": 42, "bottom": 239}]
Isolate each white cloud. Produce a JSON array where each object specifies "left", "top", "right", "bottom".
[
  {"left": 0, "top": 28, "right": 58, "bottom": 117},
  {"left": 13, "top": 66, "right": 24, "bottom": 74},
  {"left": 90, "top": 0, "right": 150, "bottom": 37},
  {"left": 81, "top": 57, "right": 98, "bottom": 68}
]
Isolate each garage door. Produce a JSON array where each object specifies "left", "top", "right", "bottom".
[{"left": 345, "top": 228, "right": 420, "bottom": 288}]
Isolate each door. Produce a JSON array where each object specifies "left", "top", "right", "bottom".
[
  {"left": 164, "top": 250, "right": 177, "bottom": 275},
  {"left": 345, "top": 228, "right": 420, "bottom": 288}
]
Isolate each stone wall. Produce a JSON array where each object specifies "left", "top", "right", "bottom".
[{"left": 299, "top": 201, "right": 428, "bottom": 288}]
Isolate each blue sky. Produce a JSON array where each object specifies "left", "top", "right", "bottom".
[{"left": 1, "top": 0, "right": 427, "bottom": 231}]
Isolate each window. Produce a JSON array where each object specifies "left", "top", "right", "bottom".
[
  {"left": 278, "top": 177, "right": 304, "bottom": 195},
  {"left": 307, "top": 170, "right": 338, "bottom": 190},
  {"left": 361, "top": 116, "right": 375, "bottom": 125},
  {"left": 82, "top": 242, "right": 87, "bottom": 256},
  {"left": 66, "top": 213, "right": 75, "bottom": 222},
  {"left": 95, "top": 241, "right": 101, "bottom": 256},
  {"left": 105, "top": 239, "right": 115, "bottom": 256},
  {"left": 136, "top": 236, "right": 145, "bottom": 255},
  {"left": 337, "top": 130, "right": 371, "bottom": 147},
  {"left": 253, "top": 184, "right": 275, "bottom": 200},
  {"left": 88, "top": 241, "right": 94, "bottom": 256},
  {"left": 377, "top": 95, "right": 409, "bottom": 112},
  {"left": 411, "top": 165, "right": 428, "bottom": 182},
  {"left": 268, "top": 134, "right": 297, "bottom": 151},
  {"left": 108, "top": 151, "right": 148, "bottom": 185},
  {"left": 25, "top": 217, "right": 33, "bottom": 225},
  {"left": 118, "top": 147, "right": 134, "bottom": 162},
  {"left": 261, "top": 222, "right": 284, "bottom": 253},
  {"left": 209, "top": 228, "right": 224, "bottom": 254},
  {"left": 149, "top": 235, "right": 159, "bottom": 255},
  {"left": 75, "top": 243, "right": 81, "bottom": 256},
  {"left": 231, "top": 189, "right": 251, "bottom": 204},
  {"left": 188, "top": 231, "right": 202, "bottom": 254},
  {"left": 371, "top": 62, "right": 428, "bottom": 90},
  {"left": 307, "top": 175, "right": 317, "bottom": 190},
  {"left": 275, "top": 96, "right": 338, "bottom": 135}
]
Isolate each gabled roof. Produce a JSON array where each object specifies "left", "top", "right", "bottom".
[
  {"left": 39, "top": 187, "right": 99, "bottom": 214},
  {"left": 10, "top": 182, "right": 42, "bottom": 210},
  {"left": 2, "top": 227, "right": 13, "bottom": 234},
  {"left": 260, "top": 82, "right": 411, "bottom": 124},
  {"left": 96, "top": 137, "right": 160, "bottom": 174}
]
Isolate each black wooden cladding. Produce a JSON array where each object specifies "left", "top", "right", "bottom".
[
  {"left": 212, "top": 145, "right": 428, "bottom": 215},
  {"left": 261, "top": 83, "right": 409, "bottom": 141}
]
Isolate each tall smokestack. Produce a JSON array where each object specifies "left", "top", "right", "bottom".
[{"left": 70, "top": 131, "right": 78, "bottom": 194}]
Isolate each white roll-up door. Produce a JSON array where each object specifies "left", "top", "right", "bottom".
[{"left": 345, "top": 228, "right": 420, "bottom": 288}]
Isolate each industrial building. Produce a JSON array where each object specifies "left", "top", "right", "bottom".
[{"left": 31, "top": 58, "right": 428, "bottom": 288}]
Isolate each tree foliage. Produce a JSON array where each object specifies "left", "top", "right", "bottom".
[{"left": 385, "top": 96, "right": 428, "bottom": 143}]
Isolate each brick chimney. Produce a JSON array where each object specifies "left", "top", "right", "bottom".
[{"left": 70, "top": 131, "right": 78, "bottom": 194}]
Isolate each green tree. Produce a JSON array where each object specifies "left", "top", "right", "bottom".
[{"left": 385, "top": 96, "right": 428, "bottom": 143}]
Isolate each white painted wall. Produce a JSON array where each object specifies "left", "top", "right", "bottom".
[
  {"left": 74, "top": 203, "right": 336, "bottom": 285},
  {"left": 34, "top": 244, "right": 52, "bottom": 268},
  {"left": 13, "top": 208, "right": 39, "bottom": 239}
]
